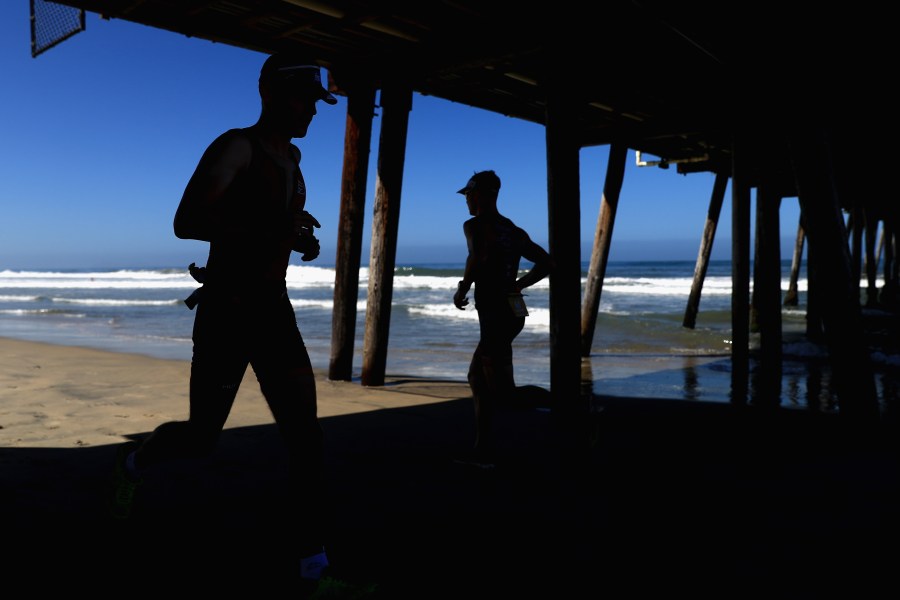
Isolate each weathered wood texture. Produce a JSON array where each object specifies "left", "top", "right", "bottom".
[
  {"left": 683, "top": 172, "right": 728, "bottom": 329},
  {"left": 784, "top": 220, "right": 804, "bottom": 306},
  {"left": 361, "top": 86, "right": 411, "bottom": 387},
  {"left": 329, "top": 83, "right": 376, "bottom": 381},
  {"left": 580, "top": 143, "right": 627, "bottom": 357}
]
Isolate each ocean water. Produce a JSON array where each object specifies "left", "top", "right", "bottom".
[{"left": 1, "top": 260, "right": 897, "bottom": 410}]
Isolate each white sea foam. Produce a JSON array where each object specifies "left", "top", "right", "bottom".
[
  {"left": 408, "top": 303, "right": 479, "bottom": 321},
  {"left": 49, "top": 297, "right": 179, "bottom": 307},
  {"left": 0, "top": 269, "right": 196, "bottom": 289},
  {"left": 0, "top": 294, "right": 39, "bottom": 302},
  {"left": 0, "top": 308, "right": 85, "bottom": 317}
]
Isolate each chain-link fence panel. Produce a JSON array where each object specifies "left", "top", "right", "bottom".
[{"left": 30, "top": 0, "right": 86, "bottom": 58}]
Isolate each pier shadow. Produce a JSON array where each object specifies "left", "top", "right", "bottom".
[{"left": 4, "top": 394, "right": 899, "bottom": 597}]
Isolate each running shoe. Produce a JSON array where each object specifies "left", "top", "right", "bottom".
[
  {"left": 309, "top": 573, "right": 378, "bottom": 599},
  {"left": 109, "top": 441, "right": 142, "bottom": 519}
]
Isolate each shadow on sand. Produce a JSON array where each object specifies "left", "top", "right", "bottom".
[{"left": 3, "top": 394, "right": 899, "bottom": 597}]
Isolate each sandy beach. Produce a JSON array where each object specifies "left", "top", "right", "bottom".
[
  {"left": 0, "top": 336, "right": 472, "bottom": 449},
  {"left": 2, "top": 336, "right": 899, "bottom": 597}
]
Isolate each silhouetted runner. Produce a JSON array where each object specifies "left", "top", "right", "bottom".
[{"left": 452, "top": 170, "right": 555, "bottom": 467}]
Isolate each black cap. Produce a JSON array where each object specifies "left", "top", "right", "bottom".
[
  {"left": 457, "top": 170, "right": 501, "bottom": 195},
  {"left": 259, "top": 52, "right": 337, "bottom": 105}
]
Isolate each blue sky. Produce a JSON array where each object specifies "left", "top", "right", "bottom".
[{"left": 1, "top": 5, "right": 802, "bottom": 270}]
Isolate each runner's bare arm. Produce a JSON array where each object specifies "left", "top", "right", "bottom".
[
  {"left": 515, "top": 233, "right": 554, "bottom": 292},
  {"left": 173, "top": 132, "right": 252, "bottom": 242}
]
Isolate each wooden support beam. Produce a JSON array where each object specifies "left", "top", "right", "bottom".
[
  {"left": 752, "top": 180, "right": 783, "bottom": 405},
  {"left": 864, "top": 215, "right": 882, "bottom": 307},
  {"left": 361, "top": 85, "right": 412, "bottom": 387},
  {"left": 683, "top": 172, "right": 728, "bottom": 329},
  {"left": 731, "top": 136, "right": 751, "bottom": 405},
  {"left": 784, "top": 218, "right": 804, "bottom": 306},
  {"left": 329, "top": 81, "right": 376, "bottom": 381},
  {"left": 805, "top": 219, "right": 825, "bottom": 342},
  {"left": 580, "top": 142, "right": 627, "bottom": 357},
  {"left": 789, "top": 128, "right": 878, "bottom": 421},
  {"left": 545, "top": 76, "right": 585, "bottom": 413},
  {"left": 850, "top": 204, "right": 864, "bottom": 298}
]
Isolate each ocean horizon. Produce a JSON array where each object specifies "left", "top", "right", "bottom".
[{"left": 2, "top": 259, "right": 897, "bottom": 412}]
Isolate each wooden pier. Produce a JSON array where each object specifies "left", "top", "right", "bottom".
[{"left": 34, "top": 1, "right": 898, "bottom": 421}]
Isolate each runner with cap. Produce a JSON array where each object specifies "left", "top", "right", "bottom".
[
  {"left": 453, "top": 170, "right": 555, "bottom": 467},
  {"left": 107, "top": 52, "right": 368, "bottom": 596}
]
